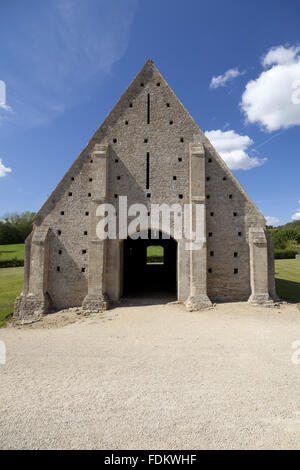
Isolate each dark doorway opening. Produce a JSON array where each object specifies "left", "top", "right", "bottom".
[{"left": 123, "top": 231, "right": 177, "bottom": 301}]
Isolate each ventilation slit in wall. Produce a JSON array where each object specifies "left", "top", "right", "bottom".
[
  {"left": 146, "top": 152, "right": 150, "bottom": 190},
  {"left": 147, "top": 93, "right": 150, "bottom": 124}
]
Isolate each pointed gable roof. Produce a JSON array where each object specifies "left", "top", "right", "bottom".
[{"left": 34, "top": 59, "right": 264, "bottom": 225}]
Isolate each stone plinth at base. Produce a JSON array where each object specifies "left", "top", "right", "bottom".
[
  {"left": 248, "top": 294, "right": 274, "bottom": 306},
  {"left": 82, "top": 294, "right": 109, "bottom": 312},
  {"left": 185, "top": 294, "right": 212, "bottom": 312},
  {"left": 14, "top": 292, "right": 51, "bottom": 323}
]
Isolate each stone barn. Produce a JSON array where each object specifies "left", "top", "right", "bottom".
[{"left": 14, "top": 60, "right": 277, "bottom": 322}]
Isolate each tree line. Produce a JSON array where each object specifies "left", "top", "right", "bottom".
[
  {"left": 0, "top": 212, "right": 36, "bottom": 245},
  {"left": 267, "top": 220, "right": 300, "bottom": 258}
]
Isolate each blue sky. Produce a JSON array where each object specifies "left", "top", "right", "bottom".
[{"left": 0, "top": 0, "right": 300, "bottom": 225}]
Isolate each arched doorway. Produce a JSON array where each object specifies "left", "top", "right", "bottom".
[{"left": 122, "top": 230, "right": 177, "bottom": 300}]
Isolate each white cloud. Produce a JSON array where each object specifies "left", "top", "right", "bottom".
[
  {"left": 241, "top": 45, "right": 300, "bottom": 131},
  {"left": 205, "top": 129, "right": 267, "bottom": 170},
  {"left": 263, "top": 45, "right": 300, "bottom": 66},
  {"left": 292, "top": 212, "right": 300, "bottom": 221},
  {"left": 210, "top": 68, "right": 243, "bottom": 89},
  {"left": 0, "top": 158, "right": 12, "bottom": 177},
  {"left": 265, "top": 216, "right": 280, "bottom": 226}
]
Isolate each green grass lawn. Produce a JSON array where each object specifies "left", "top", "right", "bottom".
[
  {"left": 0, "top": 267, "right": 24, "bottom": 327},
  {"left": 146, "top": 245, "right": 164, "bottom": 264},
  {"left": 275, "top": 259, "right": 300, "bottom": 303},
  {"left": 0, "top": 243, "right": 25, "bottom": 261}
]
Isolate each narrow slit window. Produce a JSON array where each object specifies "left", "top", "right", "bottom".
[
  {"left": 146, "top": 152, "right": 150, "bottom": 189},
  {"left": 147, "top": 93, "right": 150, "bottom": 124}
]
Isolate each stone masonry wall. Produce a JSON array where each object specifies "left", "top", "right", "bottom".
[{"left": 31, "top": 61, "right": 267, "bottom": 309}]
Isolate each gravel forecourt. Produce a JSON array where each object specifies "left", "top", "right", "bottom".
[{"left": 1, "top": 300, "right": 300, "bottom": 450}]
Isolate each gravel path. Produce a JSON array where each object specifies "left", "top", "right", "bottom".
[{"left": 1, "top": 301, "right": 300, "bottom": 450}]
